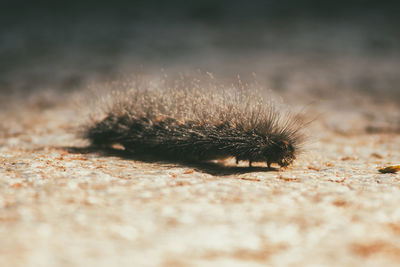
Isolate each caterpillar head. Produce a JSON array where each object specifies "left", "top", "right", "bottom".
[
  {"left": 264, "top": 138, "right": 296, "bottom": 168},
  {"left": 278, "top": 140, "right": 296, "bottom": 167}
]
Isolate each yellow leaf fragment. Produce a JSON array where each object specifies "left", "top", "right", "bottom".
[{"left": 379, "top": 165, "right": 400, "bottom": 174}]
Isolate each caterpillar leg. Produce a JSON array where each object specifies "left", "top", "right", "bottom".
[
  {"left": 267, "top": 161, "right": 271, "bottom": 169},
  {"left": 236, "top": 157, "right": 239, "bottom": 165},
  {"left": 249, "top": 160, "right": 252, "bottom": 168}
]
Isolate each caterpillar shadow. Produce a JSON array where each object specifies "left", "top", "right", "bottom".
[{"left": 62, "top": 146, "right": 277, "bottom": 176}]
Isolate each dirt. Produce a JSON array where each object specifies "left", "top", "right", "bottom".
[
  {"left": 1, "top": 17, "right": 400, "bottom": 267},
  {"left": 0, "top": 85, "right": 399, "bottom": 267}
]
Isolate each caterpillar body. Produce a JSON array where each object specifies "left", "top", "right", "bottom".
[{"left": 84, "top": 79, "right": 304, "bottom": 168}]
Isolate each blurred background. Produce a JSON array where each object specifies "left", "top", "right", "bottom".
[{"left": 1, "top": 0, "right": 400, "bottom": 104}]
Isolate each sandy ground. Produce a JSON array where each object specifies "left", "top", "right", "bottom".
[
  {"left": 1, "top": 17, "right": 400, "bottom": 267},
  {"left": 0, "top": 85, "right": 399, "bottom": 267}
]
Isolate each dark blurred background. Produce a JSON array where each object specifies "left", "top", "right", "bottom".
[{"left": 1, "top": 0, "right": 399, "bottom": 102}]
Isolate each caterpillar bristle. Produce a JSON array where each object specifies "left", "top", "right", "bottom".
[{"left": 83, "top": 76, "right": 306, "bottom": 169}]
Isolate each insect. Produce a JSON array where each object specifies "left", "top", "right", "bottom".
[{"left": 83, "top": 77, "right": 305, "bottom": 169}]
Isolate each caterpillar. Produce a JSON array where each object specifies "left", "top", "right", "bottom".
[{"left": 83, "top": 76, "right": 305, "bottom": 169}]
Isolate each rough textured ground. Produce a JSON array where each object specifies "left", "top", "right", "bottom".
[
  {"left": 1, "top": 87, "right": 399, "bottom": 267},
  {"left": 1, "top": 16, "right": 400, "bottom": 267}
]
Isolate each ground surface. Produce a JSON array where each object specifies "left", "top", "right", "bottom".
[
  {"left": 1, "top": 16, "right": 400, "bottom": 267},
  {"left": 1, "top": 87, "right": 399, "bottom": 267}
]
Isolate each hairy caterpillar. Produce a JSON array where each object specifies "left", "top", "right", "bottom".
[{"left": 83, "top": 77, "right": 305, "bottom": 168}]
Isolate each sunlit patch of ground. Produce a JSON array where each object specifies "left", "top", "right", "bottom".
[{"left": 1, "top": 79, "right": 399, "bottom": 266}]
